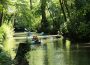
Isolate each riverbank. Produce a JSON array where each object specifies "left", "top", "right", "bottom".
[{"left": 62, "top": 33, "right": 90, "bottom": 43}]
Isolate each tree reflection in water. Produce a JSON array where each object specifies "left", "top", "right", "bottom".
[{"left": 26, "top": 37, "right": 90, "bottom": 65}]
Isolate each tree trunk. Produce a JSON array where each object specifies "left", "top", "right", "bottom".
[
  {"left": 0, "top": 11, "right": 3, "bottom": 26},
  {"left": 59, "top": 0, "right": 67, "bottom": 22},
  {"left": 40, "top": 0, "right": 49, "bottom": 33},
  {"left": 41, "top": 0, "right": 47, "bottom": 21},
  {"left": 63, "top": 0, "right": 70, "bottom": 18},
  {"left": 30, "top": 0, "right": 32, "bottom": 9}
]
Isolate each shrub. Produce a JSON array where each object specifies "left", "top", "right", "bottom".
[{"left": 0, "top": 23, "right": 16, "bottom": 65}]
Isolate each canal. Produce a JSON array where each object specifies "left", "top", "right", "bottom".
[{"left": 25, "top": 36, "right": 90, "bottom": 65}]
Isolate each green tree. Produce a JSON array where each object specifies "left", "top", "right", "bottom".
[{"left": 40, "top": 0, "right": 49, "bottom": 33}]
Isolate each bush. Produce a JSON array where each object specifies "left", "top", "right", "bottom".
[
  {"left": 0, "top": 23, "right": 16, "bottom": 65},
  {"left": 0, "top": 52, "right": 13, "bottom": 65}
]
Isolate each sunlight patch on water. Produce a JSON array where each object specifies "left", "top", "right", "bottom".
[
  {"left": 26, "top": 47, "right": 45, "bottom": 65},
  {"left": 47, "top": 42, "right": 55, "bottom": 65},
  {"left": 66, "top": 40, "right": 71, "bottom": 50}
]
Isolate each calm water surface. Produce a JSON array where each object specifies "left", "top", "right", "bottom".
[{"left": 26, "top": 37, "right": 90, "bottom": 65}]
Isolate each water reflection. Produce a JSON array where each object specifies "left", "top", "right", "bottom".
[{"left": 26, "top": 37, "right": 90, "bottom": 65}]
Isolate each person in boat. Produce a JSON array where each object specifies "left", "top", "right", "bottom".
[
  {"left": 28, "top": 31, "right": 32, "bottom": 36},
  {"left": 32, "top": 36, "right": 41, "bottom": 45},
  {"left": 56, "top": 31, "right": 61, "bottom": 38},
  {"left": 57, "top": 31, "right": 60, "bottom": 35},
  {"left": 40, "top": 32, "right": 44, "bottom": 35}
]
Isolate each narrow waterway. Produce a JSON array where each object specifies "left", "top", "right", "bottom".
[{"left": 26, "top": 37, "right": 90, "bottom": 65}]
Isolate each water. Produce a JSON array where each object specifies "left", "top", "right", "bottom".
[{"left": 26, "top": 37, "right": 90, "bottom": 65}]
